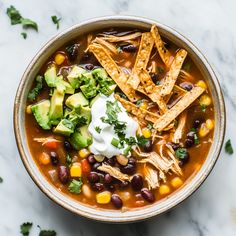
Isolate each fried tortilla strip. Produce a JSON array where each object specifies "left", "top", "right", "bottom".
[
  {"left": 144, "top": 165, "right": 159, "bottom": 189},
  {"left": 172, "top": 111, "right": 187, "bottom": 143},
  {"left": 100, "top": 32, "right": 142, "bottom": 42},
  {"left": 93, "top": 37, "right": 118, "bottom": 54},
  {"left": 98, "top": 164, "right": 131, "bottom": 182},
  {"left": 160, "top": 49, "right": 188, "bottom": 97},
  {"left": 151, "top": 25, "right": 172, "bottom": 66},
  {"left": 89, "top": 43, "right": 140, "bottom": 102},
  {"left": 114, "top": 94, "right": 159, "bottom": 123},
  {"left": 127, "top": 32, "right": 154, "bottom": 89},
  {"left": 154, "top": 86, "right": 205, "bottom": 131}
]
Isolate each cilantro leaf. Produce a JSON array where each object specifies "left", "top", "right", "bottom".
[
  {"left": 200, "top": 104, "right": 207, "bottom": 112},
  {"left": 0, "top": 177, "right": 3, "bottom": 183},
  {"left": 21, "top": 18, "right": 38, "bottom": 31},
  {"left": 175, "top": 148, "right": 188, "bottom": 159},
  {"left": 68, "top": 179, "right": 83, "bottom": 194},
  {"left": 147, "top": 123, "right": 153, "bottom": 130},
  {"left": 225, "top": 139, "right": 234, "bottom": 155},
  {"left": 137, "top": 135, "right": 149, "bottom": 147},
  {"left": 95, "top": 126, "right": 101, "bottom": 133},
  {"left": 39, "top": 230, "right": 56, "bottom": 236},
  {"left": 66, "top": 154, "right": 72, "bottom": 167},
  {"left": 20, "top": 222, "right": 33, "bottom": 236},
  {"left": 21, "top": 32, "right": 27, "bottom": 39},
  {"left": 51, "top": 15, "right": 61, "bottom": 30},
  {"left": 6, "top": 5, "right": 22, "bottom": 25},
  {"left": 27, "top": 75, "right": 43, "bottom": 102}
]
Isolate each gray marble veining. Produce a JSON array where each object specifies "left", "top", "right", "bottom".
[{"left": 0, "top": 0, "right": 236, "bottom": 235}]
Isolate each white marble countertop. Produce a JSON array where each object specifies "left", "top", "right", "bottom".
[{"left": 0, "top": 0, "right": 236, "bottom": 235}]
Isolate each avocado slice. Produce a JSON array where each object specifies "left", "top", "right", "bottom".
[
  {"left": 56, "top": 76, "right": 74, "bottom": 94},
  {"left": 65, "top": 92, "right": 89, "bottom": 110},
  {"left": 90, "top": 94, "right": 99, "bottom": 107},
  {"left": 67, "top": 66, "right": 86, "bottom": 89},
  {"left": 92, "top": 68, "right": 108, "bottom": 79},
  {"left": 44, "top": 65, "right": 57, "bottom": 87},
  {"left": 31, "top": 100, "right": 51, "bottom": 130},
  {"left": 81, "top": 106, "right": 91, "bottom": 123},
  {"left": 53, "top": 118, "right": 75, "bottom": 136},
  {"left": 69, "top": 125, "right": 92, "bottom": 150},
  {"left": 49, "top": 88, "right": 65, "bottom": 125}
]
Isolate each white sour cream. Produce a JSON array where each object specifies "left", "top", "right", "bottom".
[{"left": 88, "top": 94, "right": 138, "bottom": 158}]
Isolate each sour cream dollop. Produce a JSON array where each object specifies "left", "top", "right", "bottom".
[{"left": 88, "top": 94, "right": 138, "bottom": 158}]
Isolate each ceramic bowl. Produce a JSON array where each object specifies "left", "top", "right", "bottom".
[{"left": 14, "top": 16, "right": 225, "bottom": 223}]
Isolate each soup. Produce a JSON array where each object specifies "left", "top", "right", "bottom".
[{"left": 25, "top": 25, "right": 214, "bottom": 210}]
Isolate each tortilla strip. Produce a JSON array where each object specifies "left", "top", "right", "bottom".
[
  {"left": 89, "top": 43, "right": 140, "bottom": 102},
  {"left": 172, "top": 111, "right": 187, "bottom": 143},
  {"left": 114, "top": 94, "right": 159, "bottom": 123},
  {"left": 98, "top": 164, "right": 131, "bottom": 182},
  {"left": 144, "top": 165, "right": 160, "bottom": 189},
  {"left": 127, "top": 32, "right": 154, "bottom": 89},
  {"left": 154, "top": 86, "right": 205, "bottom": 131},
  {"left": 151, "top": 25, "right": 172, "bottom": 66},
  {"left": 93, "top": 37, "right": 118, "bottom": 54},
  {"left": 160, "top": 49, "right": 188, "bottom": 97},
  {"left": 100, "top": 32, "right": 142, "bottom": 42},
  {"left": 164, "top": 84, "right": 187, "bottom": 103}
]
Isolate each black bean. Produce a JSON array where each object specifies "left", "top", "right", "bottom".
[
  {"left": 187, "top": 131, "right": 195, "bottom": 140},
  {"left": 179, "top": 152, "right": 190, "bottom": 165},
  {"left": 120, "top": 44, "right": 137, "bottom": 52},
  {"left": 193, "top": 119, "right": 202, "bottom": 129},
  {"left": 50, "top": 151, "right": 59, "bottom": 166},
  {"left": 150, "top": 73, "right": 158, "bottom": 84},
  {"left": 141, "top": 188, "right": 155, "bottom": 203},
  {"left": 91, "top": 183, "right": 104, "bottom": 192},
  {"left": 117, "top": 180, "right": 129, "bottom": 189},
  {"left": 58, "top": 165, "right": 69, "bottom": 184},
  {"left": 111, "top": 194, "right": 123, "bottom": 209},
  {"left": 128, "top": 158, "right": 136, "bottom": 165},
  {"left": 179, "top": 82, "right": 193, "bottom": 91},
  {"left": 87, "top": 172, "right": 99, "bottom": 183},
  {"left": 120, "top": 164, "right": 136, "bottom": 175},
  {"left": 185, "top": 138, "right": 194, "bottom": 148},
  {"left": 87, "top": 154, "right": 96, "bottom": 164},
  {"left": 168, "top": 142, "right": 180, "bottom": 151},
  {"left": 104, "top": 156, "right": 116, "bottom": 166},
  {"left": 104, "top": 174, "right": 113, "bottom": 184},
  {"left": 106, "top": 184, "right": 116, "bottom": 192},
  {"left": 143, "top": 139, "right": 153, "bottom": 152},
  {"left": 66, "top": 44, "right": 79, "bottom": 61},
  {"left": 92, "top": 162, "right": 101, "bottom": 171},
  {"left": 131, "top": 174, "right": 143, "bottom": 191},
  {"left": 98, "top": 173, "right": 105, "bottom": 182},
  {"left": 64, "top": 141, "right": 71, "bottom": 151},
  {"left": 85, "top": 63, "right": 94, "bottom": 70}
]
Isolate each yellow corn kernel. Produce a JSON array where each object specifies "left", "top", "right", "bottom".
[
  {"left": 96, "top": 191, "right": 111, "bottom": 204},
  {"left": 55, "top": 53, "right": 65, "bottom": 65},
  {"left": 171, "top": 177, "right": 183, "bottom": 189},
  {"left": 199, "top": 123, "right": 210, "bottom": 137},
  {"left": 199, "top": 94, "right": 212, "bottom": 106},
  {"left": 26, "top": 105, "right": 32, "bottom": 114},
  {"left": 70, "top": 163, "right": 82, "bottom": 177},
  {"left": 78, "top": 148, "right": 90, "bottom": 158},
  {"left": 159, "top": 185, "right": 170, "bottom": 195},
  {"left": 39, "top": 152, "right": 50, "bottom": 165},
  {"left": 142, "top": 127, "right": 152, "bottom": 139},
  {"left": 139, "top": 101, "right": 148, "bottom": 110},
  {"left": 206, "top": 119, "right": 214, "bottom": 130},
  {"left": 196, "top": 80, "right": 207, "bottom": 89}
]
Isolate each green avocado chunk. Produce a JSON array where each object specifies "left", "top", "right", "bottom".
[
  {"left": 65, "top": 92, "right": 89, "bottom": 110},
  {"left": 49, "top": 88, "right": 65, "bottom": 125},
  {"left": 31, "top": 100, "right": 51, "bottom": 130},
  {"left": 53, "top": 118, "right": 75, "bottom": 136},
  {"left": 92, "top": 68, "right": 108, "bottom": 79},
  {"left": 67, "top": 66, "right": 86, "bottom": 89},
  {"left": 81, "top": 106, "right": 91, "bottom": 123},
  {"left": 69, "top": 125, "right": 92, "bottom": 150}
]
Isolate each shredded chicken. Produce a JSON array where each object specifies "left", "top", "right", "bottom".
[
  {"left": 172, "top": 112, "right": 187, "bottom": 143},
  {"left": 100, "top": 32, "right": 142, "bottom": 42},
  {"left": 93, "top": 37, "right": 118, "bottom": 54},
  {"left": 144, "top": 165, "right": 160, "bottom": 189}
]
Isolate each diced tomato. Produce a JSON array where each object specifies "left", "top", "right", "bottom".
[
  {"left": 81, "top": 159, "right": 91, "bottom": 174},
  {"left": 43, "top": 139, "right": 60, "bottom": 149}
]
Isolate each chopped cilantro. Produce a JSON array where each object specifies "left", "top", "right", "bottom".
[
  {"left": 27, "top": 75, "right": 43, "bottom": 102},
  {"left": 95, "top": 126, "right": 101, "bottom": 133},
  {"left": 6, "top": 5, "right": 22, "bottom": 25},
  {"left": 66, "top": 154, "right": 72, "bottom": 167},
  {"left": 116, "top": 92, "right": 128, "bottom": 100},
  {"left": 175, "top": 148, "right": 188, "bottom": 159},
  {"left": 136, "top": 99, "right": 146, "bottom": 107},
  {"left": 51, "top": 15, "right": 61, "bottom": 29},
  {"left": 21, "top": 18, "right": 38, "bottom": 31},
  {"left": 137, "top": 135, "right": 150, "bottom": 147},
  {"left": 0, "top": 177, "right": 2, "bottom": 183},
  {"left": 194, "top": 132, "right": 200, "bottom": 145},
  {"left": 200, "top": 104, "right": 207, "bottom": 112},
  {"left": 117, "top": 46, "right": 122, "bottom": 53},
  {"left": 225, "top": 139, "right": 234, "bottom": 155},
  {"left": 39, "top": 229, "right": 56, "bottom": 236},
  {"left": 21, "top": 32, "right": 27, "bottom": 39},
  {"left": 147, "top": 123, "right": 153, "bottom": 130},
  {"left": 20, "top": 222, "right": 33, "bottom": 236},
  {"left": 68, "top": 179, "right": 83, "bottom": 194}
]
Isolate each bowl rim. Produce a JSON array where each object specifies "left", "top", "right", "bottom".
[{"left": 14, "top": 15, "right": 226, "bottom": 223}]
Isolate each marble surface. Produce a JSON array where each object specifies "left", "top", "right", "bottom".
[{"left": 0, "top": 0, "right": 236, "bottom": 235}]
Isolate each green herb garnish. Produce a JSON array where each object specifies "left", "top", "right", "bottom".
[
  {"left": 123, "top": 145, "right": 132, "bottom": 156},
  {"left": 137, "top": 135, "right": 150, "bottom": 147},
  {"left": 51, "top": 15, "right": 61, "bottom": 29},
  {"left": 21, "top": 18, "right": 38, "bottom": 31},
  {"left": 20, "top": 222, "right": 33, "bottom": 236},
  {"left": 200, "top": 104, "right": 207, "bottom": 112},
  {"left": 136, "top": 99, "right": 146, "bottom": 107},
  {"left": 21, "top": 32, "right": 27, "bottom": 39},
  {"left": 39, "top": 229, "right": 56, "bottom": 236},
  {"left": 6, "top": 5, "right": 22, "bottom": 25},
  {"left": 0, "top": 177, "right": 3, "bottom": 183},
  {"left": 66, "top": 154, "right": 72, "bottom": 167},
  {"left": 225, "top": 139, "right": 234, "bottom": 155},
  {"left": 111, "top": 137, "right": 120, "bottom": 148},
  {"left": 175, "top": 148, "right": 188, "bottom": 159},
  {"left": 147, "top": 123, "right": 153, "bottom": 130},
  {"left": 194, "top": 133, "right": 200, "bottom": 145},
  {"left": 95, "top": 126, "right": 101, "bottom": 133},
  {"left": 27, "top": 75, "right": 43, "bottom": 101},
  {"left": 68, "top": 179, "right": 83, "bottom": 194}
]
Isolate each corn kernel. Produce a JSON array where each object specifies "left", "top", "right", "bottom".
[
  {"left": 78, "top": 148, "right": 90, "bottom": 158},
  {"left": 26, "top": 105, "right": 32, "bottom": 114},
  {"left": 96, "top": 191, "right": 111, "bottom": 204},
  {"left": 206, "top": 119, "right": 214, "bottom": 130},
  {"left": 70, "top": 163, "right": 82, "bottom": 177},
  {"left": 139, "top": 101, "right": 148, "bottom": 110},
  {"left": 199, "top": 94, "right": 212, "bottom": 106},
  {"left": 196, "top": 80, "right": 207, "bottom": 89},
  {"left": 171, "top": 177, "right": 183, "bottom": 189},
  {"left": 55, "top": 53, "right": 65, "bottom": 65},
  {"left": 159, "top": 185, "right": 170, "bottom": 195},
  {"left": 142, "top": 127, "right": 152, "bottom": 139},
  {"left": 199, "top": 123, "right": 210, "bottom": 137},
  {"left": 39, "top": 152, "right": 50, "bottom": 165}
]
